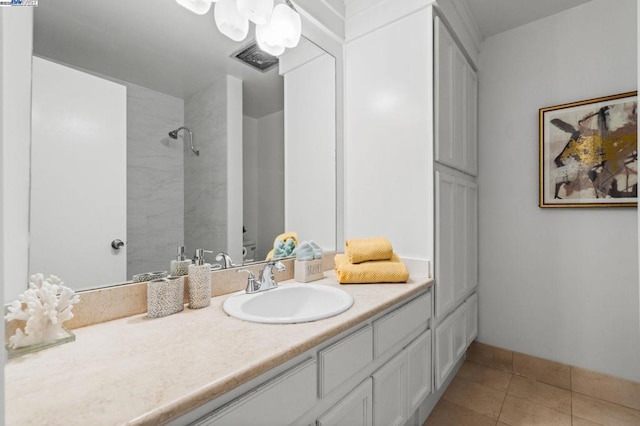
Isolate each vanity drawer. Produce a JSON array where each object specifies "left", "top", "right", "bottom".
[
  {"left": 195, "top": 358, "right": 317, "bottom": 426},
  {"left": 373, "top": 291, "right": 431, "bottom": 358},
  {"left": 319, "top": 325, "right": 373, "bottom": 397}
]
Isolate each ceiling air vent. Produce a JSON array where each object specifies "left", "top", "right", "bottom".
[{"left": 232, "top": 42, "right": 279, "bottom": 73}]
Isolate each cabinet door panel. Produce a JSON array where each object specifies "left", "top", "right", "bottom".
[
  {"left": 452, "top": 47, "right": 466, "bottom": 167},
  {"left": 435, "top": 171, "right": 456, "bottom": 318},
  {"left": 452, "top": 303, "right": 467, "bottom": 361},
  {"left": 465, "top": 181, "right": 478, "bottom": 294},
  {"left": 434, "top": 17, "right": 455, "bottom": 167},
  {"left": 453, "top": 178, "right": 467, "bottom": 303},
  {"left": 317, "top": 378, "right": 373, "bottom": 426},
  {"left": 374, "top": 292, "right": 430, "bottom": 358},
  {"left": 195, "top": 359, "right": 317, "bottom": 426},
  {"left": 407, "top": 330, "right": 431, "bottom": 413},
  {"left": 320, "top": 325, "right": 373, "bottom": 397},
  {"left": 372, "top": 351, "right": 408, "bottom": 426},
  {"left": 465, "top": 292, "right": 478, "bottom": 345},
  {"left": 464, "top": 64, "right": 478, "bottom": 175},
  {"left": 434, "top": 313, "right": 454, "bottom": 389}
]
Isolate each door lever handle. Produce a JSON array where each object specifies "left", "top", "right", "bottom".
[{"left": 111, "top": 239, "right": 125, "bottom": 250}]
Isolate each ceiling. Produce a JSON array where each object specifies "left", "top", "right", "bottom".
[
  {"left": 463, "top": 0, "right": 596, "bottom": 39},
  {"left": 33, "top": 0, "right": 284, "bottom": 119},
  {"left": 34, "top": 0, "right": 597, "bottom": 116}
]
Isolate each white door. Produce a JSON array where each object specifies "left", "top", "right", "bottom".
[{"left": 30, "top": 57, "right": 127, "bottom": 289}]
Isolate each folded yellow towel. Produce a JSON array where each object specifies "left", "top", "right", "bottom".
[
  {"left": 335, "top": 253, "right": 409, "bottom": 284},
  {"left": 345, "top": 237, "right": 394, "bottom": 264}
]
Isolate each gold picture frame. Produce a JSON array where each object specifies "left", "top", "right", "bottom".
[{"left": 539, "top": 91, "right": 637, "bottom": 208}]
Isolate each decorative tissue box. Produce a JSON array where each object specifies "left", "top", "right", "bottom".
[{"left": 294, "top": 259, "right": 324, "bottom": 283}]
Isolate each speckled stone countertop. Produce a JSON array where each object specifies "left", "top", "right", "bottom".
[{"left": 5, "top": 273, "right": 433, "bottom": 426}]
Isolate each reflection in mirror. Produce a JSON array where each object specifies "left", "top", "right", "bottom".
[{"left": 29, "top": 0, "right": 295, "bottom": 291}]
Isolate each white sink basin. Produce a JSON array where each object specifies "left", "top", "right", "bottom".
[{"left": 223, "top": 283, "right": 354, "bottom": 324}]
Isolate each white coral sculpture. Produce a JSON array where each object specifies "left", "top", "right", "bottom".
[{"left": 5, "top": 274, "right": 80, "bottom": 349}]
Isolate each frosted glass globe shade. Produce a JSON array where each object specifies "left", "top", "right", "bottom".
[
  {"left": 237, "top": 0, "right": 274, "bottom": 25},
  {"left": 215, "top": 0, "right": 249, "bottom": 42},
  {"left": 176, "top": 0, "right": 212, "bottom": 15},
  {"left": 256, "top": 23, "right": 286, "bottom": 56},
  {"left": 270, "top": 4, "right": 301, "bottom": 48}
]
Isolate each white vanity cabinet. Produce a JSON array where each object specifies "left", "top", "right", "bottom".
[
  {"left": 434, "top": 16, "right": 478, "bottom": 177},
  {"left": 189, "top": 290, "right": 433, "bottom": 426}
]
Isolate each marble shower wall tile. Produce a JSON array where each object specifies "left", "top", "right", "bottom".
[
  {"left": 185, "top": 78, "right": 229, "bottom": 258},
  {"left": 126, "top": 82, "right": 185, "bottom": 277}
]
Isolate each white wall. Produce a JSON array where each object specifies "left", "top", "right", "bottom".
[
  {"left": 284, "top": 52, "right": 336, "bottom": 251},
  {"left": 345, "top": 7, "right": 434, "bottom": 262},
  {"left": 126, "top": 81, "right": 184, "bottom": 278},
  {"left": 257, "top": 110, "right": 285, "bottom": 260},
  {"left": 243, "top": 110, "right": 285, "bottom": 261},
  {"left": 478, "top": 0, "right": 639, "bottom": 381},
  {"left": 243, "top": 116, "right": 259, "bottom": 247},
  {"left": 2, "top": 8, "right": 32, "bottom": 305},
  {"left": 226, "top": 75, "right": 243, "bottom": 262},
  {"left": 1, "top": 5, "right": 34, "bottom": 418},
  {"left": 184, "top": 78, "right": 229, "bottom": 261}
]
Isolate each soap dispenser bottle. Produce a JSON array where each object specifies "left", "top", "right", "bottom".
[
  {"left": 188, "top": 249, "right": 212, "bottom": 309},
  {"left": 170, "top": 245, "right": 191, "bottom": 276}
]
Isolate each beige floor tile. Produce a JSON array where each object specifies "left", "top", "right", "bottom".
[
  {"left": 497, "top": 423, "right": 509, "bottom": 426},
  {"left": 423, "top": 399, "right": 497, "bottom": 426},
  {"left": 442, "top": 376, "right": 506, "bottom": 419},
  {"left": 573, "top": 392, "right": 640, "bottom": 426},
  {"left": 506, "top": 375, "right": 571, "bottom": 414},
  {"left": 572, "top": 416, "right": 604, "bottom": 426},
  {"left": 467, "top": 342, "right": 513, "bottom": 372},
  {"left": 457, "top": 361, "right": 513, "bottom": 393},
  {"left": 572, "top": 366, "right": 640, "bottom": 411},
  {"left": 512, "top": 352, "right": 570, "bottom": 390},
  {"left": 498, "top": 394, "right": 571, "bottom": 426}
]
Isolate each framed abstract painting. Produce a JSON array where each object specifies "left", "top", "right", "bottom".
[{"left": 539, "top": 91, "right": 637, "bottom": 208}]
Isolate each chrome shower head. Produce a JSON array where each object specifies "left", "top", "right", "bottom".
[{"left": 167, "top": 126, "right": 199, "bottom": 156}]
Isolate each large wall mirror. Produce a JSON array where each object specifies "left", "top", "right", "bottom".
[{"left": 27, "top": 0, "right": 338, "bottom": 292}]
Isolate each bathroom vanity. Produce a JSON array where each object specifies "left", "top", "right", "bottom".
[{"left": 5, "top": 274, "right": 437, "bottom": 425}]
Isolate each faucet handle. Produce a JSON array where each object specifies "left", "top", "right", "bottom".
[
  {"left": 216, "top": 252, "right": 234, "bottom": 269},
  {"left": 268, "top": 260, "right": 286, "bottom": 273},
  {"left": 238, "top": 269, "right": 259, "bottom": 293}
]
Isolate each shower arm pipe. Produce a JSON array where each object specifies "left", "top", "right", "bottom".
[{"left": 173, "top": 126, "right": 199, "bottom": 156}]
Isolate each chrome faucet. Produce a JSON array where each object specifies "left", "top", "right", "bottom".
[
  {"left": 215, "top": 252, "right": 234, "bottom": 269},
  {"left": 238, "top": 260, "right": 286, "bottom": 294}
]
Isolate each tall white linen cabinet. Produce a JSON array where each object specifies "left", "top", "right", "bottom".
[{"left": 345, "top": 1, "right": 479, "bottom": 421}]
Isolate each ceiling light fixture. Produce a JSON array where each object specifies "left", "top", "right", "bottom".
[
  {"left": 176, "top": 0, "right": 301, "bottom": 57},
  {"left": 214, "top": 0, "right": 250, "bottom": 42},
  {"left": 176, "top": 0, "right": 215, "bottom": 15},
  {"left": 237, "top": 0, "right": 274, "bottom": 25}
]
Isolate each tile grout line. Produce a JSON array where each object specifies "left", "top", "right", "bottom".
[
  {"left": 495, "top": 372, "right": 513, "bottom": 425},
  {"left": 571, "top": 389, "right": 640, "bottom": 413},
  {"left": 570, "top": 366, "right": 573, "bottom": 425}
]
